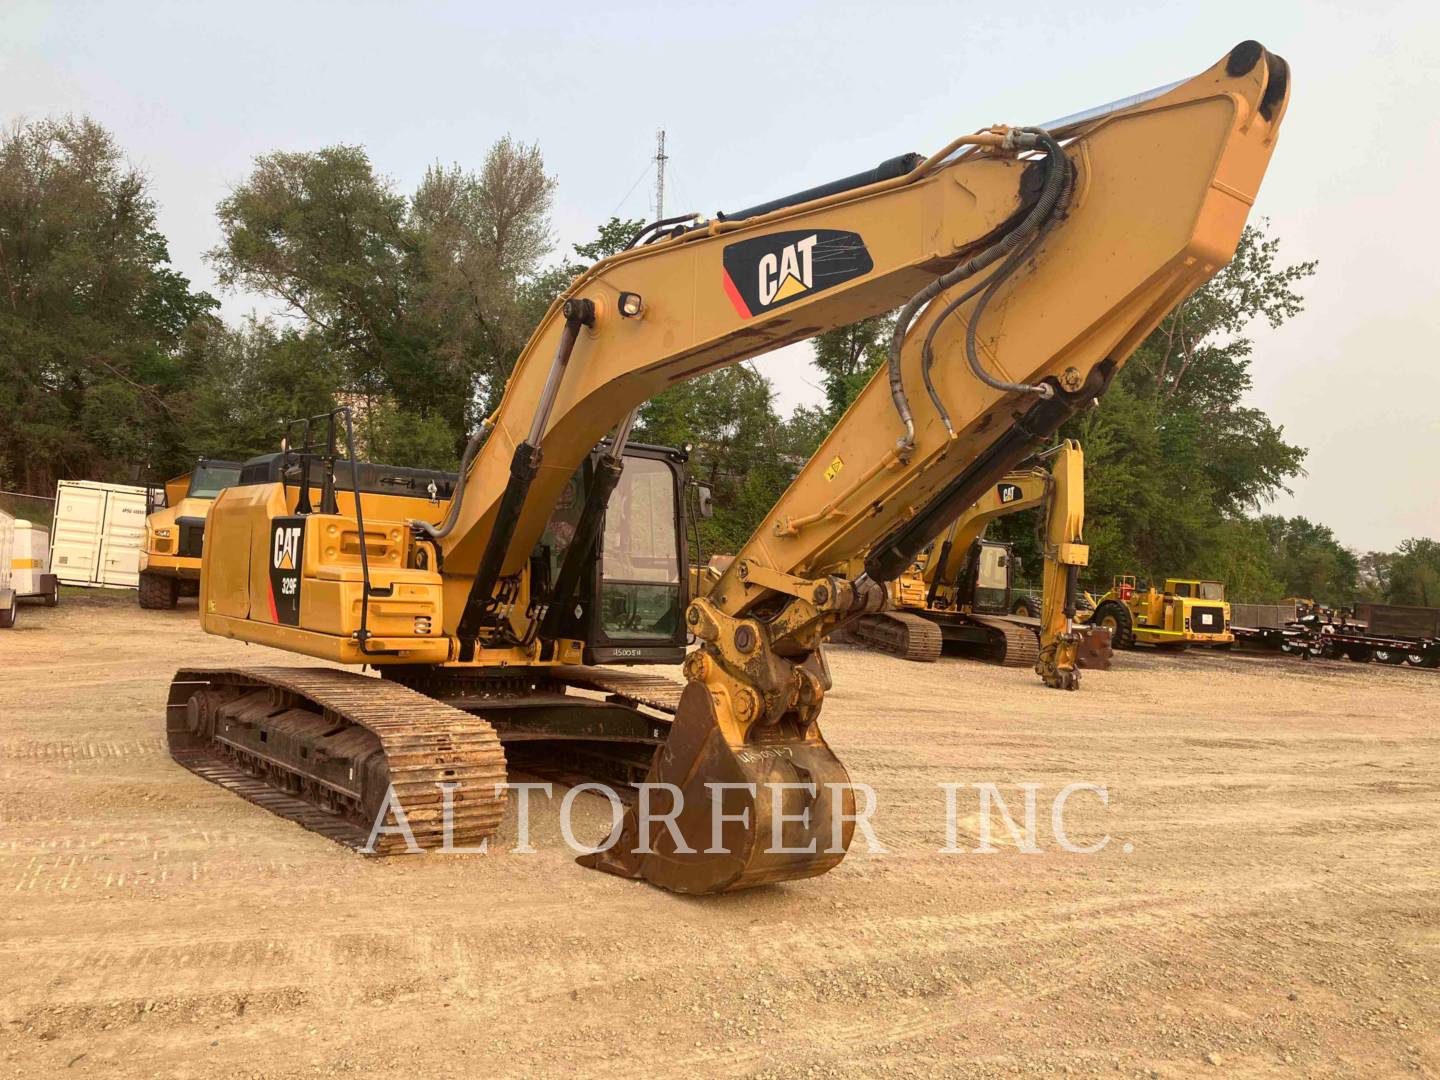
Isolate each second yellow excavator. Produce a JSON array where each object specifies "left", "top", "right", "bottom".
[
  {"left": 839, "top": 440, "right": 1109, "bottom": 687},
  {"left": 168, "top": 41, "right": 1289, "bottom": 894}
]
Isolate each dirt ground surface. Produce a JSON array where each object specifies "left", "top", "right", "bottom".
[{"left": 2, "top": 591, "right": 1437, "bottom": 1079}]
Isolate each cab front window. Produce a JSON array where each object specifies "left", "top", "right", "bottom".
[{"left": 189, "top": 464, "right": 242, "bottom": 499}]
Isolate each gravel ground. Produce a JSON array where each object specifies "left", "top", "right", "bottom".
[{"left": 1, "top": 591, "right": 1437, "bottom": 1078}]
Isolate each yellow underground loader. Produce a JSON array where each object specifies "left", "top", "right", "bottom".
[
  {"left": 169, "top": 41, "right": 1289, "bottom": 894},
  {"left": 1080, "top": 575, "right": 1234, "bottom": 649}
]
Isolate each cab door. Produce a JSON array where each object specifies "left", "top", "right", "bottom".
[
  {"left": 590, "top": 449, "right": 687, "bottom": 664},
  {"left": 972, "top": 541, "right": 1012, "bottom": 614}
]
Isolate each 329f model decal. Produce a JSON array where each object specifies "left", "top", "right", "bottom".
[
  {"left": 721, "top": 229, "right": 872, "bottom": 318},
  {"left": 268, "top": 517, "right": 305, "bottom": 625}
]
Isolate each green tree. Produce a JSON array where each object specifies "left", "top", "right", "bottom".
[
  {"left": 1384, "top": 538, "right": 1440, "bottom": 606},
  {"left": 632, "top": 364, "right": 795, "bottom": 555},
  {"left": 810, "top": 313, "right": 895, "bottom": 424},
  {"left": 573, "top": 216, "right": 645, "bottom": 262},
  {"left": 0, "top": 115, "right": 218, "bottom": 492},
  {"left": 1356, "top": 550, "right": 1392, "bottom": 601},
  {"left": 515, "top": 216, "right": 644, "bottom": 343},
  {"left": 1259, "top": 515, "right": 1358, "bottom": 600},
  {"left": 181, "top": 318, "right": 343, "bottom": 463},
  {"left": 209, "top": 137, "right": 555, "bottom": 445},
  {"left": 1067, "top": 222, "right": 1315, "bottom": 588}
]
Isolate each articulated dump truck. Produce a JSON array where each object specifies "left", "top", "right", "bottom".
[{"left": 168, "top": 41, "right": 1290, "bottom": 894}]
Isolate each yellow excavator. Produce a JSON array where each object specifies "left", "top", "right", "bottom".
[
  {"left": 168, "top": 41, "right": 1289, "bottom": 894},
  {"left": 840, "top": 440, "right": 1109, "bottom": 688}
]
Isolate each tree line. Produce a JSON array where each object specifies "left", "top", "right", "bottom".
[{"left": 1, "top": 115, "right": 1433, "bottom": 606}]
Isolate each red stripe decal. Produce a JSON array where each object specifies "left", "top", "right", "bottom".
[
  {"left": 267, "top": 578, "right": 279, "bottom": 622},
  {"left": 722, "top": 270, "right": 752, "bottom": 319}
]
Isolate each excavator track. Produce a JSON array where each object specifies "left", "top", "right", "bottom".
[
  {"left": 841, "top": 611, "right": 945, "bottom": 663},
  {"left": 380, "top": 664, "right": 684, "bottom": 798},
  {"left": 968, "top": 614, "right": 1042, "bottom": 668},
  {"left": 167, "top": 667, "right": 507, "bottom": 854}
]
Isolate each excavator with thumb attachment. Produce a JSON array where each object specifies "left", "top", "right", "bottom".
[{"left": 169, "top": 41, "right": 1289, "bottom": 894}]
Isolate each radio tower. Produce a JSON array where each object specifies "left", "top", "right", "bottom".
[{"left": 653, "top": 129, "right": 668, "bottom": 220}]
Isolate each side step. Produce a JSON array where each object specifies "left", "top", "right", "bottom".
[{"left": 551, "top": 664, "right": 686, "bottom": 714}]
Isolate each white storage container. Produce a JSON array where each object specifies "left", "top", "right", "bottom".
[{"left": 50, "top": 480, "right": 148, "bottom": 589}]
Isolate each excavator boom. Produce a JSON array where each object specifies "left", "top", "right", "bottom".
[{"left": 590, "top": 41, "right": 1288, "bottom": 890}]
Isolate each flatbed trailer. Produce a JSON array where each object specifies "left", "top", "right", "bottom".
[
  {"left": 1228, "top": 600, "right": 1439, "bottom": 667},
  {"left": 1231, "top": 624, "right": 1318, "bottom": 655},
  {"left": 1228, "top": 602, "right": 1314, "bottom": 655},
  {"left": 1313, "top": 626, "right": 1439, "bottom": 667}
]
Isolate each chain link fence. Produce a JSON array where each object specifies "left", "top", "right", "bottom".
[{"left": 0, "top": 491, "right": 56, "bottom": 531}]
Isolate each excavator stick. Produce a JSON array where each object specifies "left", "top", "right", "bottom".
[{"left": 1030, "top": 441, "right": 1097, "bottom": 690}]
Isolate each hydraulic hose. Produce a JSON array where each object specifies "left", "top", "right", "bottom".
[
  {"left": 864, "top": 361, "right": 1112, "bottom": 585},
  {"left": 626, "top": 213, "right": 701, "bottom": 250},
  {"left": 886, "top": 128, "right": 1071, "bottom": 448},
  {"left": 957, "top": 144, "right": 1073, "bottom": 397},
  {"left": 921, "top": 160, "right": 1071, "bottom": 435},
  {"left": 411, "top": 417, "right": 493, "bottom": 542}
]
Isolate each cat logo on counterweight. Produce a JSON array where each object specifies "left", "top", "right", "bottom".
[{"left": 268, "top": 517, "right": 306, "bottom": 625}]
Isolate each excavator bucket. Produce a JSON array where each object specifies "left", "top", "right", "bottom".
[
  {"left": 1076, "top": 626, "right": 1114, "bottom": 670},
  {"left": 580, "top": 682, "right": 855, "bottom": 894}
]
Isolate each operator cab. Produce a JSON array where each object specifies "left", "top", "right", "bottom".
[
  {"left": 973, "top": 541, "right": 1012, "bottom": 612},
  {"left": 190, "top": 459, "right": 244, "bottom": 498},
  {"left": 148, "top": 458, "right": 244, "bottom": 516},
  {"left": 543, "top": 443, "right": 690, "bottom": 666},
  {"left": 145, "top": 457, "right": 244, "bottom": 562},
  {"left": 1166, "top": 578, "right": 1225, "bottom": 601},
  {"left": 948, "top": 538, "right": 1015, "bottom": 615}
]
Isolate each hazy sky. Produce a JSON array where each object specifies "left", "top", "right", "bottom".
[{"left": 4, "top": 0, "right": 1436, "bottom": 551}]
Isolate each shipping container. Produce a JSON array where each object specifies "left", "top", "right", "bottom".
[{"left": 49, "top": 480, "right": 148, "bottom": 589}]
